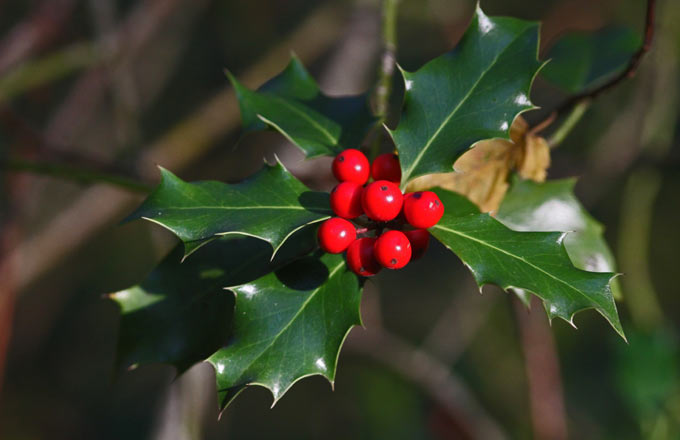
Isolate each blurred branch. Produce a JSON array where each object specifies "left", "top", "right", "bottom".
[
  {"left": 44, "top": 0, "right": 189, "bottom": 149},
  {"left": 346, "top": 327, "right": 507, "bottom": 440},
  {"left": 617, "top": 168, "right": 664, "bottom": 329},
  {"left": 535, "top": 0, "right": 656, "bottom": 132},
  {"left": 513, "top": 296, "right": 568, "bottom": 440},
  {"left": 89, "top": 0, "right": 142, "bottom": 149},
  {"left": 0, "top": 42, "right": 99, "bottom": 104},
  {"left": 9, "top": 2, "right": 346, "bottom": 295},
  {"left": 3, "top": 157, "right": 153, "bottom": 193},
  {"left": 422, "top": 279, "right": 496, "bottom": 364},
  {"left": 0, "top": 0, "right": 78, "bottom": 74}
]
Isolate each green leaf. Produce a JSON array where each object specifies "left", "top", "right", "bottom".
[
  {"left": 230, "top": 56, "right": 375, "bottom": 158},
  {"left": 542, "top": 26, "right": 640, "bottom": 93},
  {"left": 126, "top": 161, "right": 332, "bottom": 258},
  {"left": 208, "top": 252, "right": 361, "bottom": 409},
  {"left": 496, "top": 176, "right": 622, "bottom": 299},
  {"left": 111, "top": 229, "right": 319, "bottom": 374},
  {"left": 111, "top": 238, "right": 266, "bottom": 373},
  {"left": 430, "top": 188, "right": 624, "bottom": 339},
  {"left": 390, "top": 6, "right": 543, "bottom": 185}
]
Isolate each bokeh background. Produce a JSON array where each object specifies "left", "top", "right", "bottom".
[{"left": 1, "top": 0, "right": 679, "bottom": 439}]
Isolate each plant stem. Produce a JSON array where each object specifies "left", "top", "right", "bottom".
[
  {"left": 369, "top": 0, "right": 399, "bottom": 160},
  {"left": 3, "top": 157, "right": 153, "bottom": 193},
  {"left": 547, "top": 100, "right": 591, "bottom": 148},
  {"left": 533, "top": 0, "right": 656, "bottom": 132},
  {"left": 617, "top": 168, "right": 664, "bottom": 329}
]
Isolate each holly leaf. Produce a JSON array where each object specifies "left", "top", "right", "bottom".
[
  {"left": 542, "top": 26, "right": 640, "bottom": 93},
  {"left": 390, "top": 5, "right": 543, "bottom": 185},
  {"left": 208, "top": 253, "right": 361, "bottom": 409},
  {"left": 126, "top": 161, "right": 332, "bottom": 258},
  {"left": 430, "top": 188, "right": 624, "bottom": 339},
  {"left": 110, "top": 229, "right": 318, "bottom": 374},
  {"left": 405, "top": 116, "right": 551, "bottom": 212},
  {"left": 230, "top": 56, "right": 375, "bottom": 157},
  {"left": 496, "top": 176, "right": 622, "bottom": 299}
]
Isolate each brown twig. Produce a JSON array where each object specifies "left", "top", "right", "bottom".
[
  {"left": 535, "top": 0, "right": 656, "bottom": 130},
  {"left": 8, "top": 2, "right": 346, "bottom": 295},
  {"left": 345, "top": 327, "right": 507, "bottom": 440},
  {"left": 513, "top": 296, "right": 568, "bottom": 440},
  {"left": 0, "top": 0, "right": 78, "bottom": 74}
]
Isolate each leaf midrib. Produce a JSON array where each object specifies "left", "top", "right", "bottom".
[
  {"left": 432, "top": 222, "right": 608, "bottom": 310},
  {"left": 271, "top": 97, "right": 338, "bottom": 145},
  {"left": 401, "top": 26, "right": 528, "bottom": 183},
  {"left": 231, "top": 260, "right": 346, "bottom": 380}
]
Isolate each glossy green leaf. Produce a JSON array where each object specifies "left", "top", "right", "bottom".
[
  {"left": 430, "top": 188, "right": 624, "bottom": 338},
  {"left": 111, "top": 229, "right": 318, "bottom": 374},
  {"left": 390, "top": 6, "right": 543, "bottom": 185},
  {"left": 208, "top": 252, "right": 361, "bottom": 409},
  {"left": 126, "top": 161, "right": 332, "bottom": 258},
  {"left": 542, "top": 26, "right": 640, "bottom": 93},
  {"left": 496, "top": 175, "right": 622, "bottom": 299},
  {"left": 230, "top": 56, "right": 375, "bottom": 157}
]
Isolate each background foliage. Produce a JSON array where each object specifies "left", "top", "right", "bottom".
[{"left": 1, "top": 0, "right": 679, "bottom": 439}]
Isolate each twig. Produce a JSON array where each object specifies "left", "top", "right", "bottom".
[
  {"left": 547, "top": 100, "right": 590, "bottom": 148},
  {"left": 513, "top": 296, "right": 568, "bottom": 440},
  {"left": 422, "top": 281, "right": 497, "bottom": 364},
  {"left": 3, "top": 157, "right": 153, "bottom": 193},
  {"left": 0, "top": 0, "right": 78, "bottom": 74},
  {"left": 535, "top": 0, "right": 656, "bottom": 132},
  {"left": 368, "top": 0, "right": 399, "bottom": 160},
  {"left": 7, "top": 2, "right": 346, "bottom": 295},
  {"left": 345, "top": 327, "right": 507, "bottom": 440},
  {"left": 617, "top": 169, "right": 664, "bottom": 329}
]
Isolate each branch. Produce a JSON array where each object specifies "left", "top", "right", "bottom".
[
  {"left": 345, "top": 328, "right": 507, "bottom": 440},
  {"left": 368, "top": 0, "right": 399, "bottom": 160},
  {"left": 513, "top": 296, "right": 568, "bottom": 440},
  {"left": 3, "top": 157, "right": 153, "bottom": 193},
  {"left": 536, "top": 0, "right": 656, "bottom": 132}
]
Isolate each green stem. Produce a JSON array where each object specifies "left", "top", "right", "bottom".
[
  {"left": 547, "top": 100, "right": 591, "bottom": 148},
  {"left": 369, "top": 0, "right": 399, "bottom": 160},
  {"left": 3, "top": 157, "right": 153, "bottom": 193},
  {"left": 617, "top": 167, "right": 664, "bottom": 329}
]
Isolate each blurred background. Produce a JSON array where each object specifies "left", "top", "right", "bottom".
[{"left": 1, "top": 0, "right": 679, "bottom": 438}]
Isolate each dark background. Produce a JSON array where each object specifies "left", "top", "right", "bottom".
[{"left": 1, "top": 0, "right": 679, "bottom": 438}]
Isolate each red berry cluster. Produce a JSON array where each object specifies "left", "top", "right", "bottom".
[{"left": 318, "top": 149, "right": 444, "bottom": 276}]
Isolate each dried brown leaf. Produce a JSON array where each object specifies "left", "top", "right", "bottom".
[{"left": 405, "top": 116, "right": 550, "bottom": 213}]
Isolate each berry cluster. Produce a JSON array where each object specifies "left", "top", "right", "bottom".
[{"left": 318, "top": 149, "right": 444, "bottom": 276}]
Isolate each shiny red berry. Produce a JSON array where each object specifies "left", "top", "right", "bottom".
[
  {"left": 330, "top": 181, "right": 363, "bottom": 219},
  {"left": 404, "top": 229, "right": 430, "bottom": 260},
  {"left": 361, "top": 180, "right": 403, "bottom": 221},
  {"left": 318, "top": 217, "right": 356, "bottom": 254},
  {"left": 371, "top": 153, "right": 401, "bottom": 183},
  {"left": 346, "top": 237, "right": 381, "bottom": 276},
  {"left": 403, "top": 191, "right": 444, "bottom": 228},
  {"left": 374, "top": 230, "right": 412, "bottom": 269},
  {"left": 332, "top": 149, "right": 369, "bottom": 184}
]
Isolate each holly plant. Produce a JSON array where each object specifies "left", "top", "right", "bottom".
[{"left": 111, "top": 3, "right": 633, "bottom": 413}]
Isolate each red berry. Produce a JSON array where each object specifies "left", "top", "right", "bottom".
[
  {"left": 330, "top": 181, "right": 363, "bottom": 219},
  {"left": 318, "top": 217, "right": 356, "bottom": 254},
  {"left": 403, "top": 191, "right": 444, "bottom": 228},
  {"left": 374, "top": 230, "right": 412, "bottom": 269},
  {"left": 346, "top": 237, "right": 381, "bottom": 276},
  {"left": 404, "top": 229, "right": 430, "bottom": 260},
  {"left": 361, "top": 180, "right": 403, "bottom": 221},
  {"left": 332, "top": 149, "right": 369, "bottom": 184},
  {"left": 371, "top": 153, "right": 401, "bottom": 183}
]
